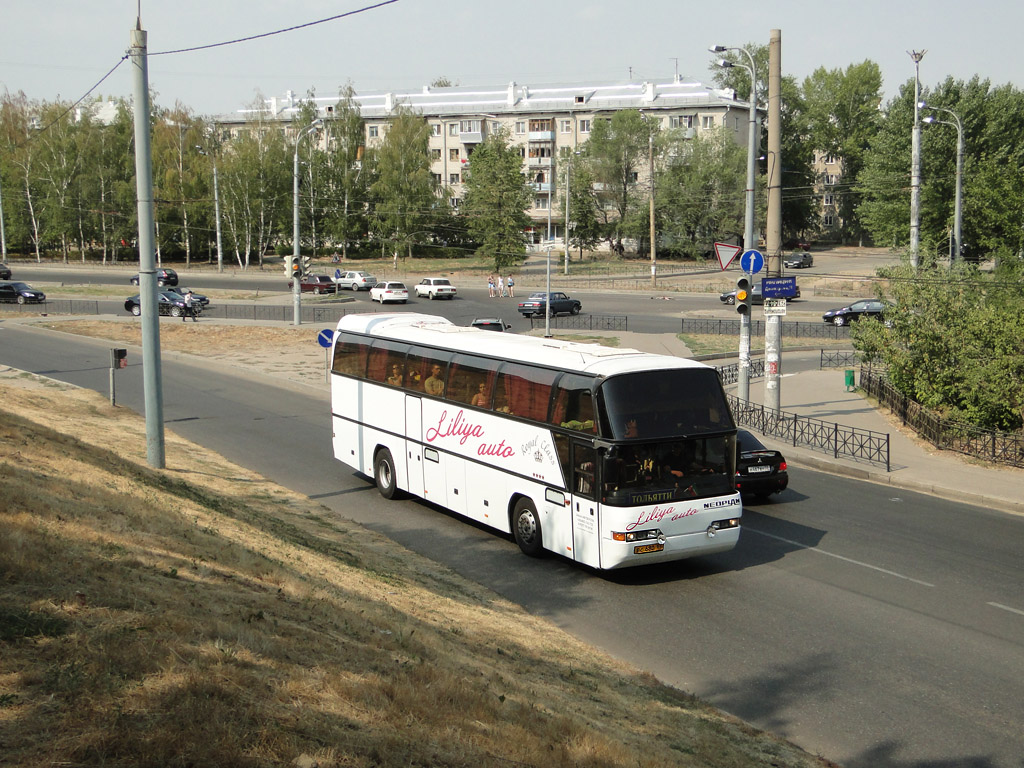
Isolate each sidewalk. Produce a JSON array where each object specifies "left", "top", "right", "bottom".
[{"left": 598, "top": 330, "right": 1024, "bottom": 517}]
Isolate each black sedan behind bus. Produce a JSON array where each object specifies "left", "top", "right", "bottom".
[{"left": 735, "top": 429, "right": 789, "bottom": 501}]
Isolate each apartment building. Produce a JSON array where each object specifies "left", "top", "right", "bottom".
[
  {"left": 229, "top": 78, "right": 754, "bottom": 239},
  {"left": 814, "top": 151, "right": 844, "bottom": 238}
]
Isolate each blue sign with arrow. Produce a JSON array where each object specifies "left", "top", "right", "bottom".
[
  {"left": 740, "top": 249, "right": 764, "bottom": 274},
  {"left": 317, "top": 329, "right": 335, "bottom": 348}
]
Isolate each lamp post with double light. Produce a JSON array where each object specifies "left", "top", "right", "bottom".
[
  {"left": 711, "top": 43, "right": 759, "bottom": 402},
  {"left": 292, "top": 118, "right": 323, "bottom": 325},
  {"left": 196, "top": 146, "right": 223, "bottom": 273},
  {"left": 922, "top": 104, "right": 964, "bottom": 263}
]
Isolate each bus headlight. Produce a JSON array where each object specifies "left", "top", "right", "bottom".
[
  {"left": 707, "top": 518, "right": 740, "bottom": 538},
  {"left": 612, "top": 529, "right": 663, "bottom": 542}
]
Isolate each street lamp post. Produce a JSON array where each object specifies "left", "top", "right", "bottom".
[
  {"left": 293, "top": 118, "right": 323, "bottom": 325},
  {"left": 922, "top": 105, "right": 964, "bottom": 263},
  {"left": 712, "top": 44, "right": 759, "bottom": 402},
  {"left": 909, "top": 50, "right": 926, "bottom": 270}
]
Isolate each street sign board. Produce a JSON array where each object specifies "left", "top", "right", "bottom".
[
  {"left": 763, "top": 298, "right": 787, "bottom": 316},
  {"left": 713, "top": 242, "right": 742, "bottom": 271},
  {"left": 317, "top": 329, "right": 335, "bottom": 348},
  {"left": 761, "top": 276, "right": 798, "bottom": 298},
  {"left": 740, "top": 249, "right": 764, "bottom": 274}
]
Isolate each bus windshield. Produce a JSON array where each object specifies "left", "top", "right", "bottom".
[
  {"left": 598, "top": 368, "right": 733, "bottom": 439},
  {"left": 601, "top": 435, "right": 736, "bottom": 507}
]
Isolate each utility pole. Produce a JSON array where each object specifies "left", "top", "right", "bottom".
[
  {"left": 764, "top": 29, "right": 783, "bottom": 413},
  {"left": 292, "top": 118, "right": 323, "bottom": 325},
  {"left": 564, "top": 151, "right": 570, "bottom": 275},
  {"left": 649, "top": 130, "right": 657, "bottom": 288},
  {"left": 129, "top": 18, "right": 165, "bottom": 469},
  {"left": 0, "top": 169, "right": 7, "bottom": 260},
  {"left": 909, "top": 50, "right": 926, "bottom": 271}
]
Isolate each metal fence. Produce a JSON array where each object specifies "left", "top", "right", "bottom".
[
  {"left": 0, "top": 298, "right": 351, "bottom": 325},
  {"left": 860, "top": 367, "right": 1024, "bottom": 468},
  {"left": 820, "top": 350, "right": 860, "bottom": 369},
  {"left": 726, "top": 393, "right": 891, "bottom": 470},
  {"left": 528, "top": 313, "right": 628, "bottom": 331},
  {"left": 681, "top": 317, "right": 850, "bottom": 339},
  {"left": 714, "top": 358, "right": 766, "bottom": 386}
]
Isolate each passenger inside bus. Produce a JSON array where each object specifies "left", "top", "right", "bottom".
[
  {"left": 387, "top": 364, "right": 404, "bottom": 387},
  {"left": 424, "top": 364, "right": 445, "bottom": 396},
  {"left": 471, "top": 382, "right": 489, "bottom": 408}
]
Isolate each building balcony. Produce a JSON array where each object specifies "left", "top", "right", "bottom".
[
  {"left": 530, "top": 182, "right": 553, "bottom": 193},
  {"left": 527, "top": 156, "right": 553, "bottom": 167},
  {"left": 529, "top": 130, "right": 555, "bottom": 142},
  {"left": 459, "top": 130, "right": 483, "bottom": 144}
]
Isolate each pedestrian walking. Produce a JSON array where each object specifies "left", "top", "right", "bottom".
[
  {"left": 488, "top": 275, "right": 495, "bottom": 298},
  {"left": 183, "top": 290, "right": 198, "bottom": 322},
  {"left": 506, "top": 274, "right": 515, "bottom": 298},
  {"left": 497, "top": 275, "right": 505, "bottom": 297}
]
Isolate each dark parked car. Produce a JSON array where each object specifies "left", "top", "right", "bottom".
[
  {"left": 288, "top": 274, "right": 338, "bottom": 294},
  {"left": 784, "top": 252, "right": 813, "bottom": 269},
  {"left": 516, "top": 291, "right": 581, "bottom": 317},
  {"left": 0, "top": 281, "right": 46, "bottom": 304},
  {"left": 124, "top": 291, "right": 195, "bottom": 317},
  {"left": 471, "top": 317, "right": 511, "bottom": 332},
  {"left": 735, "top": 429, "right": 789, "bottom": 500},
  {"left": 164, "top": 286, "right": 210, "bottom": 307},
  {"left": 0, "top": 263, "right": 11, "bottom": 279},
  {"left": 129, "top": 268, "right": 178, "bottom": 287},
  {"left": 720, "top": 282, "right": 800, "bottom": 305},
  {"left": 822, "top": 299, "right": 887, "bottom": 326}
]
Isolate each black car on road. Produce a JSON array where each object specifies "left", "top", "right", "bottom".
[
  {"left": 0, "top": 263, "right": 11, "bottom": 279},
  {"left": 124, "top": 291, "right": 194, "bottom": 317},
  {"left": 517, "top": 291, "right": 581, "bottom": 317},
  {"left": 720, "top": 282, "right": 801, "bottom": 305},
  {"left": 0, "top": 281, "right": 46, "bottom": 304},
  {"left": 164, "top": 285, "right": 210, "bottom": 307},
  {"left": 822, "top": 299, "right": 887, "bottom": 326},
  {"left": 735, "top": 429, "right": 789, "bottom": 501},
  {"left": 130, "top": 268, "right": 178, "bottom": 287}
]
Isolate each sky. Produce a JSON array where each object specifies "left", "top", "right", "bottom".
[{"left": 3, "top": 0, "right": 1023, "bottom": 117}]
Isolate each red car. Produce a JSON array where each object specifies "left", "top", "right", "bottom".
[{"left": 288, "top": 274, "right": 338, "bottom": 294}]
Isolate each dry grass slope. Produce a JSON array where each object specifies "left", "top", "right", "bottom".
[{"left": 0, "top": 371, "right": 836, "bottom": 768}]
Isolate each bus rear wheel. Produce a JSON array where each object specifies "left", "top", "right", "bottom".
[
  {"left": 512, "top": 498, "right": 544, "bottom": 557},
  {"left": 374, "top": 448, "right": 399, "bottom": 499}
]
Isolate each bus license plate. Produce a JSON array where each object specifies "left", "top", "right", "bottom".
[{"left": 634, "top": 543, "right": 664, "bottom": 554}]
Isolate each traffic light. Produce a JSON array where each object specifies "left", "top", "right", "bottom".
[
  {"left": 285, "top": 255, "right": 295, "bottom": 277},
  {"left": 735, "top": 276, "right": 752, "bottom": 315},
  {"left": 301, "top": 255, "right": 312, "bottom": 276}
]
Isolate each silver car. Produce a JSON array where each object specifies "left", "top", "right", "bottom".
[{"left": 333, "top": 270, "right": 377, "bottom": 291}]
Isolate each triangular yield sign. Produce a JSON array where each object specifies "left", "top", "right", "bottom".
[{"left": 714, "top": 242, "right": 742, "bottom": 271}]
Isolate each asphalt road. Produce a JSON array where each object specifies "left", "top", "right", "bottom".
[{"left": 1, "top": 322, "right": 1021, "bottom": 768}]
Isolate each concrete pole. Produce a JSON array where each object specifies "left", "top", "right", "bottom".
[
  {"left": 564, "top": 153, "right": 570, "bottom": 275},
  {"left": 764, "top": 29, "right": 783, "bottom": 413},
  {"left": 909, "top": 51, "right": 925, "bottom": 270},
  {"left": 954, "top": 123, "right": 963, "bottom": 263},
  {"left": 0, "top": 170, "right": 7, "bottom": 260},
  {"left": 212, "top": 161, "right": 223, "bottom": 273},
  {"left": 129, "top": 21, "right": 165, "bottom": 468},
  {"left": 649, "top": 131, "right": 657, "bottom": 288},
  {"left": 292, "top": 118, "right": 322, "bottom": 325}
]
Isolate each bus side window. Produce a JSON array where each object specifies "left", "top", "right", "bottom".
[
  {"left": 552, "top": 373, "right": 596, "bottom": 433},
  {"left": 332, "top": 334, "right": 369, "bottom": 377},
  {"left": 495, "top": 362, "right": 558, "bottom": 422},
  {"left": 449, "top": 354, "right": 496, "bottom": 407}
]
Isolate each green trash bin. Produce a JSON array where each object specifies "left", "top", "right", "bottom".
[{"left": 844, "top": 369, "right": 855, "bottom": 391}]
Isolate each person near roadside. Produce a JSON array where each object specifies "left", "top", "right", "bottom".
[
  {"left": 487, "top": 276, "right": 495, "bottom": 298},
  {"left": 507, "top": 274, "right": 515, "bottom": 298},
  {"left": 497, "top": 274, "right": 505, "bottom": 297},
  {"left": 183, "top": 290, "right": 197, "bottom": 322}
]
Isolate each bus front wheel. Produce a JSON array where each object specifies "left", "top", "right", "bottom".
[
  {"left": 512, "top": 498, "right": 544, "bottom": 557},
  {"left": 374, "top": 448, "right": 399, "bottom": 500}
]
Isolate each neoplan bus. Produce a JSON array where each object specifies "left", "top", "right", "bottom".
[{"left": 330, "top": 314, "right": 741, "bottom": 569}]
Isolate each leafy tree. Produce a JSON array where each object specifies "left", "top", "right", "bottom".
[
  {"left": 852, "top": 260, "right": 1024, "bottom": 431},
  {"left": 369, "top": 107, "right": 438, "bottom": 263},
  {"left": 561, "top": 148, "right": 600, "bottom": 258},
  {"left": 656, "top": 127, "right": 746, "bottom": 258},
  {"left": 802, "top": 61, "right": 882, "bottom": 242},
  {"left": 583, "top": 109, "right": 654, "bottom": 255},
  {"left": 324, "top": 83, "right": 371, "bottom": 259},
  {"left": 461, "top": 127, "right": 531, "bottom": 271}
]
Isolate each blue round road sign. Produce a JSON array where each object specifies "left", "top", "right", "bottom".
[
  {"left": 740, "top": 249, "right": 764, "bottom": 274},
  {"left": 317, "top": 329, "right": 335, "bottom": 348}
]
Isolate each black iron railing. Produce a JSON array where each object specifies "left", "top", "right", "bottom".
[
  {"left": 529, "top": 314, "right": 628, "bottom": 331},
  {"left": 682, "top": 317, "right": 850, "bottom": 339}
]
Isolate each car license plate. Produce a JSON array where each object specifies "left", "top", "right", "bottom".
[
  {"left": 747, "top": 465, "right": 771, "bottom": 473},
  {"left": 634, "top": 543, "right": 664, "bottom": 554}
]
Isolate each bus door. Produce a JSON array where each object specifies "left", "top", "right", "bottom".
[
  {"left": 404, "top": 395, "right": 424, "bottom": 497},
  {"left": 570, "top": 440, "right": 601, "bottom": 568}
]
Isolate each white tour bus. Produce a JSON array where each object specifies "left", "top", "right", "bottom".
[{"left": 330, "top": 313, "right": 741, "bottom": 569}]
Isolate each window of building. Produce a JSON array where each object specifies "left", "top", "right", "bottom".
[
  {"left": 450, "top": 197, "right": 460, "bottom": 208},
  {"left": 824, "top": 213, "right": 835, "bottom": 227},
  {"left": 535, "top": 196, "right": 549, "bottom": 210},
  {"left": 518, "top": 146, "right": 526, "bottom": 158},
  {"left": 630, "top": 171, "right": 639, "bottom": 183},
  {"left": 460, "top": 119, "right": 482, "bottom": 133},
  {"left": 430, "top": 123, "right": 441, "bottom": 137},
  {"left": 825, "top": 173, "right": 840, "bottom": 185},
  {"left": 449, "top": 148, "right": 460, "bottom": 161},
  {"left": 448, "top": 123, "right": 459, "bottom": 136},
  {"left": 515, "top": 121, "right": 526, "bottom": 134},
  {"left": 432, "top": 173, "right": 441, "bottom": 185},
  {"left": 449, "top": 173, "right": 460, "bottom": 184},
  {"left": 560, "top": 119, "right": 572, "bottom": 133},
  {"left": 430, "top": 148, "right": 442, "bottom": 161},
  {"left": 529, "top": 119, "right": 553, "bottom": 132},
  {"left": 823, "top": 193, "right": 835, "bottom": 206},
  {"left": 368, "top": 125, "right": 379, "bottom": 138},
  {"left": 701, "top": 115, "right": 715, "bottom": 130},
  {"left": 528, "top": 146, "right": 551, "bottom": 158},
  {"left": 579, "top": 119, "right": 591, "bottom": 133}
]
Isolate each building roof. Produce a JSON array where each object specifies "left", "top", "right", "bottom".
[{"left": 230, "top": 78, "right": 749, "bottom": 123}]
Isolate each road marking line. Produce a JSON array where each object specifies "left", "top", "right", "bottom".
[
  {"left": 987, "top": 602, "right": 1024, "bottom": 617},
  {"left": 747, "top": 528, "right": 935, "bottom": 587}
]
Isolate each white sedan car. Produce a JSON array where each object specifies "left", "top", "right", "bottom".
[
  {"left": 369, "top": 281, "right": 409, "bottom": 304},
  {"left": 333, "top": 269, "right": 377, "bottom": 290},
  {"left": 413, "top": 277, "right": 457, "bottom": 300}
]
